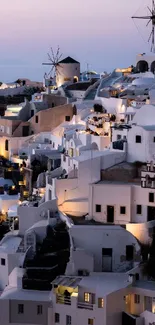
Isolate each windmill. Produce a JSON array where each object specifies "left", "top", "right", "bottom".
[
  {"left": 132, "top": 0, "right": 155, "bottom": 53},
  {"left": 42, "top": 46, "right": 63, "bottom": 86}
]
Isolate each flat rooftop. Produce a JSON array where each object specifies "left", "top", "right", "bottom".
[
  {"left": 134, "top": 280, "right": 155, "bottom": 292},
  {"left": 96, "top": 180, "right": 140, "bottom": 186}
]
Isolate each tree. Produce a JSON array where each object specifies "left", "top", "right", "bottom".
[
  {"left": 15, "top": 79, "right": 22, "bottom": 85},
  {"left": 143, "top": 234, "right": 155, "bottom": 279}
]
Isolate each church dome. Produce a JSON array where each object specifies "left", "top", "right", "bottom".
[{"left": 132, "top": 104, "right": 155, "bottom": 126}]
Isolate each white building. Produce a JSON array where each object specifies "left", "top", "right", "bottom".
[{"left": 66, "top": 225, "right": 141, "bottom": 274}]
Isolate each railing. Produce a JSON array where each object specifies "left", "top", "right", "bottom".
[
  {"left": 77, "top": 301, "right": 93, "bottom": 310},
  {"left": 56, "top": 294, "right": 71, "bottom": 305},
  {"left": 56, "top": 294, "right": 93, "bottom": 310}
]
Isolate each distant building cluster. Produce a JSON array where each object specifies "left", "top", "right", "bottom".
[{"left": 0, "top": 53, "right": 155, "bottom": 325}]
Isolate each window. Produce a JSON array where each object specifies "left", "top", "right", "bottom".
[
  {"left": 126, "top": 245, "right": 134, "bottom": 261},
  {"left": 137, "top": 205, "right": 142, "bottom": 215},
  {"left": 117, "top": 134, "right": 121, "bottom": 140},
  {"left": 31, "top": 110, "right": 34, "bottom": 117},
  {"left": 0, "top": 126, "right": 4, "bottom": 133},
  {"left": 88, "top": 319, "right": 94, "bottom": 325},
  {"left": 66, "top": 315, "right": 71, "bottom": 325},
  {"left": 5, "top": 139, "right": 8, "bottom": 151},
  {"left": 120, "top": 206, "right": 126, "bottom": 214},
  {"left": 37, "top": 305, "right": 42, "bottom": 315},
  {"left": 84, "top": 292, "right": 90, "bottom": 302},
  {"left": 135, "top": 135, "right": 141, "bottom": 143},
  {"left": 134, "top": 294, "right": 140, "bottom": 304},
  {"left": 55, "top": 313, "right": 60, "bottom": 323},
  {"left": 65, "top": 116, "right": 71, "bottom": 122},
  {"left": 153, "top": 136, "right": 155, "bottom": 143},
  {"left": 35, "top": 115, "right": 39, "bottom": 123},
  {"left": 96, "top": 205, "right": 101, "bottom": 213},
  {"left": 18, "top": 304, "right": 24, "bottom": 314},
  {"left": 1, "top": 258, "right": 5, "bottom": 266},
  {"left": 149, "top": 192, "right": 154, "bottom": 203},
  {"left": 49, "top": 189, "right": 52, "bottom": 201},
  {"left": 98, "top": 298, "right": 104, "bottom": 308}
]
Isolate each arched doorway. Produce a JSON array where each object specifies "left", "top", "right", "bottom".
[
  {"left": 151, "top": 61, "right": 155, "bottom": 74},
  {"left": 136, "top": 60, "right": 149, "bottom": 73},
  {"left": 73, "top": 76, "right": 78, "bottom": 83},
  {"left": 91, "top": 142, "right": 99, "bottom": 150}
]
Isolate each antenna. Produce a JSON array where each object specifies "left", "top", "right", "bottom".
[{"left": 132, "top": 0, "right": 155, "bottom": 53}]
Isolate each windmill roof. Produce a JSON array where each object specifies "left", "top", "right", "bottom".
[{"left": 58, "top": 56, "right": 80, "bottom": 64}]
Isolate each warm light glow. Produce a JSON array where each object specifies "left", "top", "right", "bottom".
[
  {"left": 12, "top": 185, "right": 15, "bottom": 190},
  {"left": 116, "top": 67, "right": 132, "bottom": 73},
  {"left": 84, "top": 293, "right": 90, "bottom": 302}
]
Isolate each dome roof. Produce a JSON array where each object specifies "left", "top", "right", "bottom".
[{"left": 132, "top": 104, "right": 155, "bottom": 126}]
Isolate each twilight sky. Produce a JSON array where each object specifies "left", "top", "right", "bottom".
[{"left": 0, "top": 0, "right": 152, "bottom": 82}]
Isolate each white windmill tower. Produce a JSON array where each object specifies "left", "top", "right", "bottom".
[{"left": 42, "top": 46, "right": 63, "bottom": 93}]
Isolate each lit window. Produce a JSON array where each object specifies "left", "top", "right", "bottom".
[
  {"left": 124, "top": 295, "right": 129, "bottom": 304},
  {"left": 134, "top": 294, "right": 140, "bottom": 304},
  {"left": 98, "top": 298, "right": 104, "bottom": 308},
  {"left": 84, "top": 293, "right": 90, "bottom": 303},
  {"left": 88, "top": 319, "right": 94, "bottom": 325}
]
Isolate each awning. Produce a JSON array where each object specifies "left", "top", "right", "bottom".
[{"left": 52, "top": 276, "right": 82, "bottom": 288}]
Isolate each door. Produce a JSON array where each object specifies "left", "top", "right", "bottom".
[
  {"left": 126, "top": 245, "right": 134, "bottom": 261},
  {"left": 144, "top": 296, "right": 152, "bottom": 312},
  {"left": 22, "top": 126, "right": 29, "bottom": 137},
  {"left": 147, "top": 206, "right": 155, "bottom": 221},
  {"left": 107, "top": 206, "right": 114, "bottom": 223},
  {"left": 102, "top": 248, "right": 112, "bottom": 272}
]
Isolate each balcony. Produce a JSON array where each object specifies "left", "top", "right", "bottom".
[
  {"left": 56, "top": 294, "right": 93, "bottom": 310},
  {"left": 141, "top": 175, "right": 155, "bottom": 189},
  {"left": 142, "top": 162, "right": 155, "bottom": 173},
  {"left": 56, "top": 294, "right": 71, "bottom": 305},
  {"left": 77, "top": 301, "right": 93, "bottom": 310}
]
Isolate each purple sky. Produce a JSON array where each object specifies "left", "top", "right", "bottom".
[{"left": 0, "top": 0, "right": 152, "bottom": 82}]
